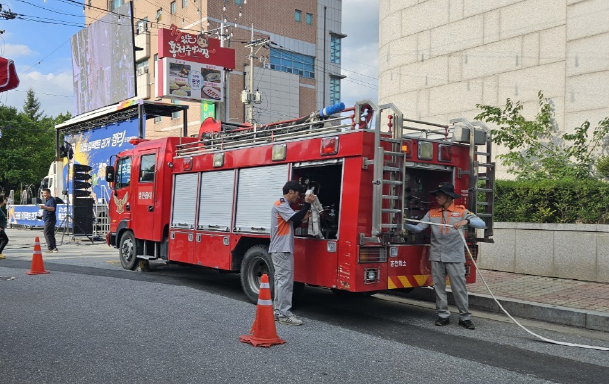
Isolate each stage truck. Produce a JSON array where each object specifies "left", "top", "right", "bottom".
[
  {"left": 105, "top": 100, "right": 495, "bottom": 302},
  {"left": 32, "top": 99, "right": 189, "bottom": 234}
]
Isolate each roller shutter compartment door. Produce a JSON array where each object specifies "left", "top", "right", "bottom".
[
  {"left": 235, "top": 164, "right": 289, "bottom": 233},
  {"left": 171, "top": 173, "right": 199, "bottom": 229},
  {"left": 198, "top": 170, "right": 235, "bottom": 231}
]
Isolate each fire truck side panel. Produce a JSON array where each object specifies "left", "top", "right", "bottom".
[
  {"left": 339, "top": 156, "right": 385, "bottom": 292},
  {"left": 387, "top": 245, "right": 432, "bottom": 289},
  {"left": 293, "top": 239, "right": 338, "bottom": 287},
  {"left": 193, "top": 233, "right": 233, "bottom": 270},
  {"left": 168, "top": 231, "right": 195, "bottom": 264}
]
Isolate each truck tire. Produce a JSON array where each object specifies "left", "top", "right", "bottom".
[
  {"left": 119, "top": 231, "right": 140, "bottom": 271},
  {"left": 240, "top": 245, "right": 275, "bottom": 304}
]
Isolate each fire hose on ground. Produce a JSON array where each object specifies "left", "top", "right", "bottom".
[{"left": 405, "top": 218, "right": 609, "bottom": 351}]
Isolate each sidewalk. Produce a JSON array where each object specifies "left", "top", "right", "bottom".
[{"left": 408, "top": 269, "right": 609, "bottom": 332}]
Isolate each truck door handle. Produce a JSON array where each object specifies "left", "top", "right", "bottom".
[
  {"left": 148, "top": 206, "right": 154, "bottom": 212},
  {"left": 126, "top": 203, "right": 130, "bottom": 211}
]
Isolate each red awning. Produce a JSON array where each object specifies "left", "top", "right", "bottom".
[{"left": 0, "top": 56, "right": 20, "bottom": 92}]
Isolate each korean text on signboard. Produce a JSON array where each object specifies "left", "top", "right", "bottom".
[{"left": 158, "top": 25, "right": 236, "bottom": 70}]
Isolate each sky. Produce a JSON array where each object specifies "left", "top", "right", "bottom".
[{"left": 0, "top": 0, "right": 378, "bottom": 118}]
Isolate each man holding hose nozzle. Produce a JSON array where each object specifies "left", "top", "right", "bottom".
[{"left": 405, "top": 182, "right": 486, "bottom": 330}]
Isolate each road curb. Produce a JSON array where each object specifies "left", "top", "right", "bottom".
[{"left": 405, "top": 288, "right": 609, "bottom": 332}]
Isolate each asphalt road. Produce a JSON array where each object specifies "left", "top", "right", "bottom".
[{"left": 1, "top": 230, "right": 608, "bottom": 383}]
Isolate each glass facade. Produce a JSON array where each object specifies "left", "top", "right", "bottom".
[
  {"left": 331, "top": 34, "right": 341, "bottom": 64},
  {"left": 270, "top": 48, "right": 315, "bottom": 79},
  {"left": 330, "top": 76, "right": 341, "bottom": 105}
]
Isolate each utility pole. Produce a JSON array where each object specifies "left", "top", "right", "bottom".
[
  {"left": 242, "top": 24, "right": 269, "bottom": 123},
  {"left": 220, "top": 20, "right": 231, "bottom": 122}
]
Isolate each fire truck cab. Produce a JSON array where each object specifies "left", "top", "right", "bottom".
[{"left": 106, "top": 100, "right": 494, "bottom": 303}]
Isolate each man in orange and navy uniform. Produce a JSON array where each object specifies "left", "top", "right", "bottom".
[
  {"left": 405, "top": 182, "right": 486, "bottom": 330},
  {"left": 269, "top": 180, "right": 315, "bottom": 326}
]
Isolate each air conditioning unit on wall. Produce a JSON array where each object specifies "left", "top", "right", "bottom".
[{"left": 136, "top": 67, "right": 149, "bottom": 76}]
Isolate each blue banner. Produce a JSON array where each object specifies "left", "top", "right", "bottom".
[
  {"left": 8, "top": 204, "right": 71, "bottom": 228},
  {"left": 64, "top": 117, "right": 140, "bottom": 203}
]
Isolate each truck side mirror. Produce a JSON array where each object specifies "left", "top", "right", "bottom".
[{"left": 105, "top": 166, "right": 115, "bottom": 183}]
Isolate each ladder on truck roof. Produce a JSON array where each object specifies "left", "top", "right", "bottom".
[
  {"left": 368, "top": 104, "right": 495, "bottom": 243},
  {"left": 175, "top": 101, "right": 376, "bottom": 157}
]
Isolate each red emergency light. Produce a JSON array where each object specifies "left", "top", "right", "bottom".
[
  {"left": 438, "top": 144, "right": 452, "bottom": 162},
  {"left": 183, "top": 156, "right": 193, "bottom": 170},
  {"left": 320, "top": 137, "right": 339, "bottom": 156},
  {"left": 129, "top": 138, "right": 149, "bottom": 145}
]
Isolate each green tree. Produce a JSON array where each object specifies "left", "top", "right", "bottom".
[
  {"left": 0, "top": 104, "right": 56, "bottom": 199},
  {"left": 22, "top": 88, "right": 45, "bottom": 121},
  {"left": 475, "top": 91, "right": 609, "bottom": 180}
]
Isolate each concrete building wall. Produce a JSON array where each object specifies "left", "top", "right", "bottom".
[
  {"left": 84, "top": 0, "right": 341, "bottom": 138},
  {"left": 379, "top": 0, "right": 609, "bottom": 178}
]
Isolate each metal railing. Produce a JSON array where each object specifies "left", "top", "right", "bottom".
[{"left": 175, "top": 100, "right": 377, "bottom": 157}]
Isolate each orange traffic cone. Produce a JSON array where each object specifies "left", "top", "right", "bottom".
[
  {"left": 240, "top": 274, "right": 285, "bottom": 347},
  {"left": 27, "top": 237, "right": 49, "bottom": 275}
]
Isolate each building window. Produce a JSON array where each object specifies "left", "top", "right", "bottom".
[
  {"left": 331, "top": 34, "right": 341, "bottom": 64},
  {"left": 170, "top": 1, "right": 176, "bottom": 14},
  {"left": 295, "top": 10, "right": 301, "bottom": 22},
  {"left": 306, "top": 13, "right": 313, "bottom": 25},
  {"left": 330, "top": 76, "right": 341, "bottom": 105},
  {"left": 136, "top": 61, "right": 149, "bottom": 75},
  {"left": 156, "top": 9, "right": 162, "bottom": 21},
  {"left": 136, "top": 18, "right": 148, "bottom": 34},
  {"left": 182, "top": 0, "right": 187, "bottom": 8},
  {"left": 109, "top": 0, "right": 124, "bottom": 11},
  {"left": 154, "top": 115, "right": 162, "bottom": 123},
  {"left": 172, "top": 100, "right": 180, "bottom": 120},
  {"left": 270, "top": 48, "right": 315, "bottom": 79}
]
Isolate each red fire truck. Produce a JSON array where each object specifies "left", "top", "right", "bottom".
[{"left": 105, "top": 100, "right": 495, "bottom": 303}]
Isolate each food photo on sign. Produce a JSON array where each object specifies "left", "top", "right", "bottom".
[
  {"left": 158, "top": 57, "right": 224, "bottom": 102},
  {"left": 169, "top": 62, "right": 192, "bottom": 97},
  {"left": 200, "top": 65, "right": 222, "bottom": 101}
]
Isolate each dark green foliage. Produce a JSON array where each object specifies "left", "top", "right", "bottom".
[
  {"left": 22, "top": 88, "right": 45, "bottom": 121},
  {"left": 0, "top": 94, "right": 70, "bottom": 199},
  {"left": 495, "top": 179, "right": 609, "bottom": 223}
]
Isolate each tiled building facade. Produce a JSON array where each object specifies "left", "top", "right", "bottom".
[{"left": 379, "top": 0, "right": 609, "bottom": 178}]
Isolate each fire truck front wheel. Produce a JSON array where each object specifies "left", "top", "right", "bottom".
[
  {"left": 119, "top": 231, "right": 141, "bottom": 270},
  {"left": 240, "top": 245, "right": 275, "bottom": 304}
]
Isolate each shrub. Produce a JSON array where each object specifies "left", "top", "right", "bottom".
[{"left": 494, "top": 179, "right": 609, "bottom": 223}]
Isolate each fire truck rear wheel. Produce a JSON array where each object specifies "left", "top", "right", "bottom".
[
  {"left": 119, "top": 231, "right": 141, "bottom": 271},
  {"left": 240, "top": 245, "right": 275, "bottom": 304}
]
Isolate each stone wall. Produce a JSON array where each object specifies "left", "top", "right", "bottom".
[{"left": 479, "top": 222, "right": 609, "bottom": 283}]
